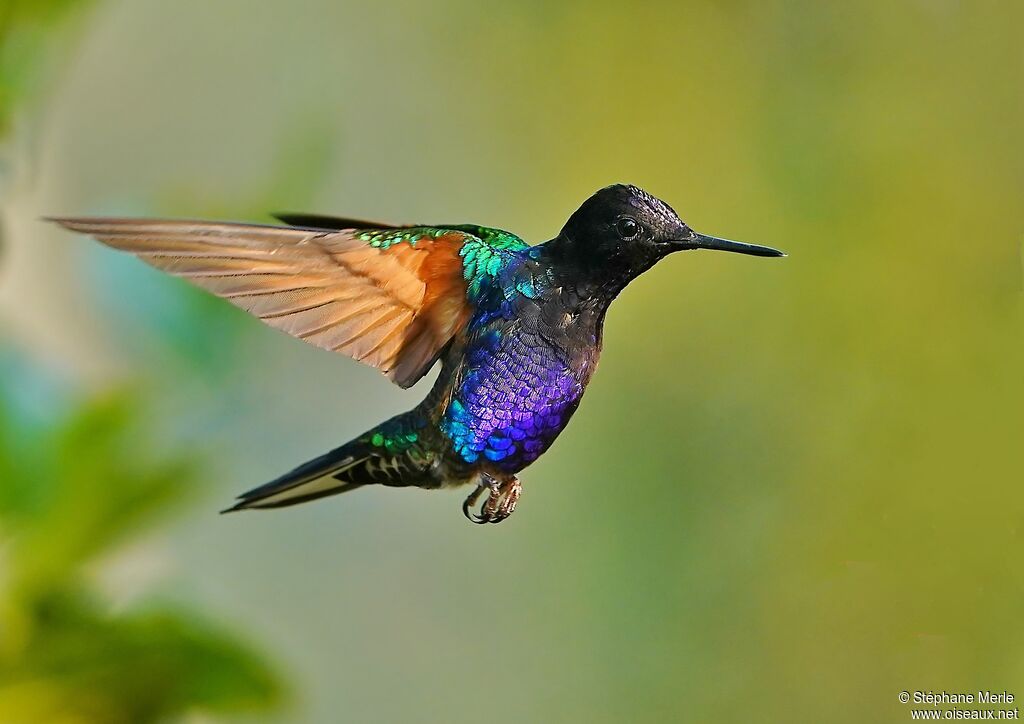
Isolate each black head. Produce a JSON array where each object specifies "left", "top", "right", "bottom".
[{"left": 556, "top": 185, "right": 784, "bottom": 274}]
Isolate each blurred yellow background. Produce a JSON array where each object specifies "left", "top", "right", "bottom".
[{"left": 1, "top": 1, "right": 1022, "bottom": 722}]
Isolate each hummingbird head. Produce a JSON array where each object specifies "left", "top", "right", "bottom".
[{"left": 556, "top": 185, "right": 785, "bottom": 276}]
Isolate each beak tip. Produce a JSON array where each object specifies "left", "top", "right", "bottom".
[
  {"left": 689, "top": 232, "right": 785, "bottom": 258},
  {"left": 746, "top": 244, "right": 786, "bottom": 258}
]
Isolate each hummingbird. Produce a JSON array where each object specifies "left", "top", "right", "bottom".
[{"left": 52, "top": 184, "right": 783, "bottom": 524}]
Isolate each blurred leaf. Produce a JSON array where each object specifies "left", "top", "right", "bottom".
[
  {"left": 4, "top": 592, "right": 282, "bottom": 723},
  {"left": 0, "top": 348, "right": 285, "bottom": 723},
  {"left": 10, "top": 392, "right": 198, "bottom": 598}
]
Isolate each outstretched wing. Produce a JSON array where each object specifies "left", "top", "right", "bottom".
[{"left": 51, "top": 217, "right": 526, "bottom": 388}]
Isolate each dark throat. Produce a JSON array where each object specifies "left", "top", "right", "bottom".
[{"left": 537, "top": 233, "right": 662, "bottom": 311}]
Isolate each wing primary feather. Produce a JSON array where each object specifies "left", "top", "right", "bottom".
[
  {"left": 221, "top": 285, "right": 320, "bottom": 299},
  {"left": 259, "top": 297, "right": 337, "bottom": 320},
  {"left": 330, "top": 306, "right": 407, "bottom": 354}
]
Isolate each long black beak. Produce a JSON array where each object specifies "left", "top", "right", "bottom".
[{"left": 687, "top": 232, "right": 785, "bottom": 258}]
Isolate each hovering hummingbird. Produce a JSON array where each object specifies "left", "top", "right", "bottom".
[{"left": 52, "top": 184, "right": 783, "bottom": 524}]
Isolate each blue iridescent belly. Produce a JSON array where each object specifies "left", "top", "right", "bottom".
[{"left": 439, "top": 328, "right": 586, "bottom": 473}]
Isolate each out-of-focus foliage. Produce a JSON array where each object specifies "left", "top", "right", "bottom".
[
  {"left": 0, "top": 360, "right": 283, "bottom": 723},
  {"left": 0, "top": 5, "right": 284, "bottom": 723},
  {"left": 0, "top": 0, "right": 97, "bottom": 260},
  {"left": 0, "top": 0, "right": 94, "bottom": 149}
]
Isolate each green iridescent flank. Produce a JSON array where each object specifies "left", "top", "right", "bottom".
[{"left": 365, "top": 416, "right": 426, "bottom": 454}]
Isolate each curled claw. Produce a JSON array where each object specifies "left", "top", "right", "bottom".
[
  {"left": 461, "top": 475, "right": 521, "bottom": 525},
  {"left": 461, "top": 484, "right": 487, "bottom": 524},
  {"left": 462, "top": 478, "right": 499, "bottom": 524}
]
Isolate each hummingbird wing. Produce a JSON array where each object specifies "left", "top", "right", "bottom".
[{"left": 51, "top": 217, "right": 526, "bottom": 388}]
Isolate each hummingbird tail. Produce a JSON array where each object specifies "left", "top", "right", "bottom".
[
  {"left": 221, "top": 413, "right": 437, "bottom": 513},
  {"left": 221, "top": 443, "right": 370, "bottom": 512}
]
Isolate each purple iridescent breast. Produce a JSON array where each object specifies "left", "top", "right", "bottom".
[{"left": 440, "top": 328, "right": 586, "bottom": 471}]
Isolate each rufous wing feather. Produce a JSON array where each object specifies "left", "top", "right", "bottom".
[{"left": 50, "top": 217, "right": 473, "bottom": 387}]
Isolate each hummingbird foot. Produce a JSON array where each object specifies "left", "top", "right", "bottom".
[{"left": 462, "top": 474, "right": 522, "bottom": 525}]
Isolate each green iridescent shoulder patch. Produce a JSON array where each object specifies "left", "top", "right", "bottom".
[
  {"left": 356, "top": 224, "right": 530, "bottom": 299},
  {"left": 356, "top": 226, "right": 452, "bottom": 249},
  {"left": 446, "top": 225, "right": 529, "bottom": 298}
]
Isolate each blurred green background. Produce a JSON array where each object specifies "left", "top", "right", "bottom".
[{"left": 1, "top": 1, "right": 1022, "bottom": 722}]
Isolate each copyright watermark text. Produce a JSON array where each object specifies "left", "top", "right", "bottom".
[{"left": 898, "top": 691, "right": 1018, "bottom": 720}]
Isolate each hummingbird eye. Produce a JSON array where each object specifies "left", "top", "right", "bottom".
[{"left": 615, "top": 217, "right": 640, "bottom": 241}]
